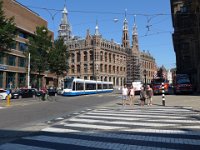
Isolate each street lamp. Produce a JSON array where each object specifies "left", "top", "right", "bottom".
[
  {"left": 143, "top": 69, "right": 147, "bottom": 90},
  {"left": 27, "top": 52, "right": 30, "bottom": 88}
]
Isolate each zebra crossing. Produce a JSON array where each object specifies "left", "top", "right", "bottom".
[{"left": 0, "top": 106, "right": 200, "bottom": 150}]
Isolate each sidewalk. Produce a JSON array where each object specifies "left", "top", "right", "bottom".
[{"left": 0, "top": 97, "right": 40, "bottom": 108}]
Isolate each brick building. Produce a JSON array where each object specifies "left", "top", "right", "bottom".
[
  {"left": 58, "top": 5, "right": 156, "bottom": 87},
  {"left": 171, "top": 0, "right": 200, "bottom": 92},
  {"left": 0, "top": 0, "right": 55, "bottom": 89}
]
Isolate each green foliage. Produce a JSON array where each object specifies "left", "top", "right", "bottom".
[
  {"left": 26, "top": 26, "right": 53, "bottom": 75},
  {"left": 48, "top": 37, "right": 69, "bottom": 78},
  {"left": 0, "top": 1, "right": 16, "bottom": 50},
  {"left": 26, "top": 26, "right": 52, "bottom": 89}
]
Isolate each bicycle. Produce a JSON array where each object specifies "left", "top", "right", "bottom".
[{"left": 46, "top": 93, "right": 57, "bottom": 102}]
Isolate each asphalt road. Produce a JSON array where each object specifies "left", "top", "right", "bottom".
[
  {"left": 0, "top": 93, "right": 199, "bottom": 145},
  {"left": 0, "top": 94, "right": 118, "bottom": 144}
]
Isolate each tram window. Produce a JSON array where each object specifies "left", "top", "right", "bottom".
[
  {"left": 86, "top": 83, "right": 96, "bottom": 90},
  {"left": 73, "top": 82, "right": 75, "bottom": 91},
  {"left": 98, "top": 84, "right": 102, "bottom": 89},
  {"left": 103, "top": 84, "right": 108, "bottom": 89},
  {"left": 109, "top": 84, "right": 113, "bottom": 89},
  {"left": 76, "top": 82, "right": 84, "bottom": 91}
]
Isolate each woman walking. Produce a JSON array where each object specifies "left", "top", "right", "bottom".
[{"left": 129, "top": 85, "right": 135, "bottom": 106}]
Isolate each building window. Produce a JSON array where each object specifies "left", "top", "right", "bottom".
[
  {"left": 0, "top": 53, "right": 3, "bottom": 64},
  {"left": 90, "top": 63, "right": 93, "bottom": 72},
  {"left": 7, "top": 55, "right": 16, "bottom": 66},
  {"left": 104, "top": 65, "right": 107, "bottom": 73},
  {"left": 77, "top": 65, "right": 80, "bottom": 73},
  {"left": 84, "top": 51, "right": 87, "bottom": 61},
  {"left": 109, "top": 65, "right": 111, "bottom": 73},
  {"left": 18, "top": 32, "right": 28, "bottom": 39},
  {"left": 84, "top": 64, "right": 88, "bottom": 73},
  {"left": 18, "top": 57, "right": 26, "bottom": 67},
  {"left": 18, "top": 73, "right": 26, "bottom": 88},
  {"left": 0, "top": 72, "right": 3, "bottom": 88},
  {"left": 100, "top": 64, "right": 103, "bottom": 72},
  {"left": 105, "top": 52, "right": 107, "bottom": 62},
  {"left": 6, "top": 72, "right": 15, "bottom": 88},
  {"left": 113, "top": 54, "right": 115, "bottom": 63},
  {"left": 109, "top": 53, "right": 111, "bottom": 62},
  {"left": 71, "top": 65, "right": 75, "bottom": 73},
  {"left": 19, "top": 42, "right": 27, "bottom": 52},
  {"left": 71, "top": 53, "right": 75, "bottom": 63},
  {"left": 77, "top": 52, "right": 81, "bottom": 62},
  {"left": 90, "top": 51, "right": 93, "bottom": 61},
  {"left": 100, "top": 51, "right": 103, "bottom": 61}
]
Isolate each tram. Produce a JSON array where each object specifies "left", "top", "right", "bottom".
[{"left": 62, "top": 78, "right": 113, "bottom": 96}]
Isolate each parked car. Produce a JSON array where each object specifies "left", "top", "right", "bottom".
[
  {"left": 0, "top": 89, "right": 8, "bottom": 100},
  {"left": 11, "top": 88, "right": 38, "bottom": 99},
  {"left": 47, "top": 88, "right": 57, "bottom": 96}
]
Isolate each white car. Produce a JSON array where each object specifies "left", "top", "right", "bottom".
[
  {"left": 0, "top": 89, "right": 8, "bottom": 100},
  {"left": 132, "top": 81, "right": 143, "bottom": 95}
]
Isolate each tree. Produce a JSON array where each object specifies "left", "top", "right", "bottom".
[
  {"left": 26, "top": 26, "right": 53, "bottom": 89},
  {"left": 48, "top": 38, "right": 69, "bottom": 87},
  {"left": 0, "top": 1, "right": 16, "bottom": 50}
]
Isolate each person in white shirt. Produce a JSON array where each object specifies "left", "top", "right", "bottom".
[
  {"left": 129, "top": 85, "right": 135, "bottom": 106},
  {"left": 122, "top": 85, "right": 128, "bottom": 106}
]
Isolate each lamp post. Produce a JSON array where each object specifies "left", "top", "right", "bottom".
[
  {"left": 27, "top": 52, "right": 30, "bottom": 88},
  {"left": 143, "top": 69, "right": 147, "bottom": 90}
]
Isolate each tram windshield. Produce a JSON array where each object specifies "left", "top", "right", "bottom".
[{"left": 64, "top": 78, "right": 73, "bottom": 89}]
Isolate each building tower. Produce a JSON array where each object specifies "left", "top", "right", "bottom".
[
  {"left": 58, "top": 3, "right": 72, "bottom": 43},
  {"left": 132, "top": 16, "right": 139, "bottom": 53},
  {"left": 132, "top": 16, "right": 141, "bottom": 81},
  {"left": 122, "top": 10, "right": 130, "bottom": 48}
]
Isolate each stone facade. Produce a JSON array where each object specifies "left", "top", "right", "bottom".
[
  {"left": 0, "top": 0, "right": 55, "bottom": 89},
  {"left": 171, "top": 0, "right": 200, "bottom": 92},
  {"left": 58, "top": 5, "right": 156, "bottom": 87}
]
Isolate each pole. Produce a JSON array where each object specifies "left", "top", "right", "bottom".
[
  {"left": 162, "top": 82, "right": 165, "bottom": 106},
  {"left": 27, "top": 53, "right": 30, "bottom": 88}
]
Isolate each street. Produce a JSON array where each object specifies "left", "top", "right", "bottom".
[{"left": 0, "top": 93, "right": 200, "bottom": 149}]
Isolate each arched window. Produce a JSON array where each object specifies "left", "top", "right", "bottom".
[
  {"left": 77, "top": 52, "right": 81, "bottom": 62},
  {"left": 84, "top": 51, "right": 87, "bottom": 61},
  {"left": 100, "top": 51, "right": 103, "bottom": 61},
  {"left": 104, "top": 52, "right": 107, "bottom": 62},
  {"left": 71, "top": 65, "right": 75, "bottom": 73},
  {"left": 90, "top": 50, "right": 93, "bottom": 61},
  {"left": 71, "top": 53, "right": 75, "bottom": 63}
]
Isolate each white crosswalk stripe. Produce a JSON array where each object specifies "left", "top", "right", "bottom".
[{"left": 0, "top": 106, "right": 200, "bottom": 150}]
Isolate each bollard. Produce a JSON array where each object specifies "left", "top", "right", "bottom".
[
  {"left": 6, "top": 94, "right": 11, "bottom": 106},
  {"left": 162, "top": 82, "right": 165, "bottom": 106}
]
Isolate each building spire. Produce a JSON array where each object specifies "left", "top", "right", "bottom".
[
  {"left": 62, "top": 2, "right": 68, "bottom": 24},
  {"left": 95, "top": 19, "right": 100, "bottom": 36},
  {"left": 122, "top": 9, "right": 130, "bottom": 48},
  {"left": 58, "top": 1, "right": 72, "bottom": 42},
  {"left": 132, "top": 15, "right": 139, "bottom": 52}
]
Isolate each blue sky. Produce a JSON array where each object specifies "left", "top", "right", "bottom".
[{"left": 16, "top": 0, "right": 175, "bottom": 69}]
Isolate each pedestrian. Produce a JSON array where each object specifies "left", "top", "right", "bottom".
[
  {"left": 41, "top": 86, "right": 47, "bottom": 101},
  {"left": 140, "top": 86, "right": 146, "bottom": 106},
  {"left": 129, "top": 85, "right": 135, "bottom": 106},
  {"left": 146, "top": 85, "right": 153, "bottom": 105},
  {"left": 122, "top": 85, "right": 128, "bottom": 106}
]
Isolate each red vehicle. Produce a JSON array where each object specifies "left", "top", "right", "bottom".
[
  {"left": 151, "top": 78, "right": 169, "bottom": 94},
  {"left": 174, "top": 74, "right": 193, "bottom": 94}
]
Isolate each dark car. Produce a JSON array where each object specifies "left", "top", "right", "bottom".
[
  {"left": 11, "top": 88, "right": 38, "bottom": 99},
  {"left": 47, "top": 88, "right": 57, "bottom": 96}
]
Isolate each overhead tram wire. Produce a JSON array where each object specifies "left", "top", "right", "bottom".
[{"left": 24, "top": 5, "right": 176, "bottom": 38}]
